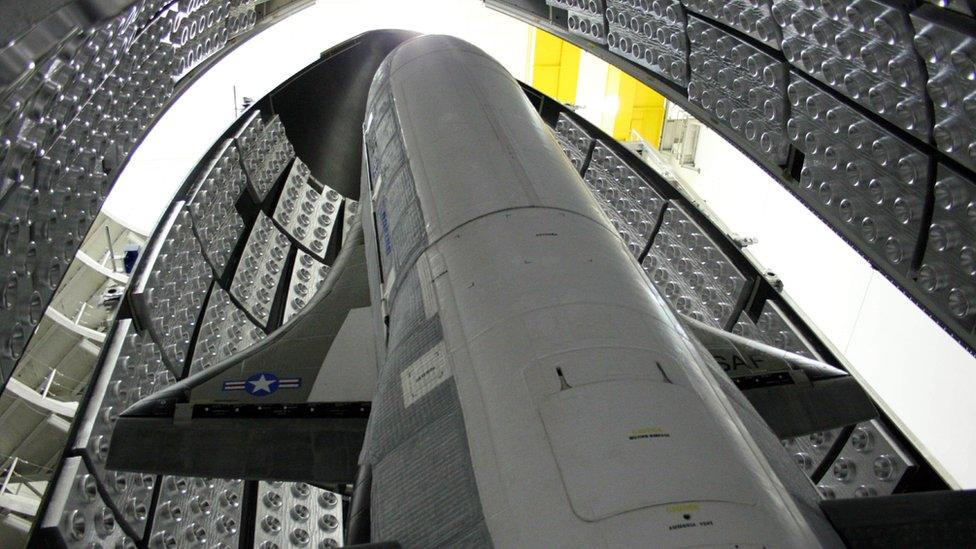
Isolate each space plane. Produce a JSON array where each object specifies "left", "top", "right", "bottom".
[
  {"left": 2, "top": 0, "right": 973, "bottom": 545},
  {"left": 97, "top": 34, "right": 960, "bottom": 548}
]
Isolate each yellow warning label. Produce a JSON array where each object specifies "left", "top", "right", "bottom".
[
  {"left": 666, "top": 503, "right": 700, "bottom": 514},
  {"left": 631, "top": 427, "right": 665, "bottom": 436},
  {"left": 628, "top": 427, "right": 670, "bottom": 440}
]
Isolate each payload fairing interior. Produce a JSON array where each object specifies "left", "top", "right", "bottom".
[{"left": 0, "top": 0, "right": 974, "bottom": 547}]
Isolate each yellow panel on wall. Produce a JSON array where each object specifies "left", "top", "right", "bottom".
[
  {"left": 603, "top": 67, "right": 633, "bottom": 139},
  {"left": 630, "top": 79, "right": 666, "bottom": 147},
  {"left": 529, "top": 31, "right": 664, "bottom": 146},
  {"left": 530, "top": 29, "right": 581, "bottom": 104},
  {"left": 603, "top": 67, "right": 666, "bottom": 147}
]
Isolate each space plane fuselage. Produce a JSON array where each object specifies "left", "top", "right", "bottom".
[{"left": 357, "top": 34, "right": 842, "bottom": 548}]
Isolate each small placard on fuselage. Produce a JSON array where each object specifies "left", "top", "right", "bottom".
[{"left": 401, "top": 341, "right": 450, "bottom": 408}]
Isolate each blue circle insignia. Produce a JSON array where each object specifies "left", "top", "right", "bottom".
[{"left": 245, "top": 372, "right": 280, "bottom": 396}]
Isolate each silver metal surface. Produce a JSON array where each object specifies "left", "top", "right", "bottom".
[
  {"left": 642, "top": 201, "right": 748, "bottom": 328},
  {"left": 0, "top": 0, "right": 298, "bottom": 385},
  {"left": 147, "top": 475, "right": 244, "bottom": 549},
  {"left": 684, "top": 0, "right": 782, "bottom": 49},
  {"left": 607, "top": 0, "right": 690, "bottom": 85},
  {"left": 734, "top": 300, "right": 820, "bottom": 359},
  {"left": 164, "top": 0, "right": 258, "bottom": 79},
  {"left": 283, "top": 250, "right": 331, "bottom": 324},
  {"left": 186, "top": 139, "right": 248, "bottom": 276},
  {"left": 548, "top": 0, "right": 609, "bottom": 44},
  {"left": 487, "top": 0, "right": 976, "bottom": 355},
  {"left": 552, "top": 111, "right": 592, "bottom": 172},
  {"left": 913, "top": 5, "right": 976, "bottom": 170},
  {"left": 189, "top": 286, "right": 266, "bottom": 376},
  {"left": 787, "top": 73, "right": 929, "bottom": 277},
  {"left": 342, "top": 197, "right": 360, "bottom": 244},
  {"left": 585, "top": 140, "right": 666, "bottom": 256},
  {"left": 70, "top": 321, "right": 170, "bottom": 542},
  {"left": 782, "top": 428, "right": 845, "bottom": 480},
  {"left": 230, "top": 212, "right": 291, "bottom": 328},
  {"left": 240, "top": 114, "right": 295, "bottom": 202},
  {"left": 774, "top": 0, "right": 931, "bottom": 140},
  {"left": 131, "top": 206, "right": 214, "bottom": 373},
  {"left": 917, "top": 164, "right": 976, "bottom": 334},
  {"left": 688, "top": 15, "right": 790, "bottom": 164},
  {"left": 273, "top": 158, "right": 343, "bottom": 259},
  {"left": 37, "top": 457, "right": 138, "bottom": 548},
  {"left": 818, "top": 420, "right": 915, "bottom": 499},
  {"left": 254, "top": 481, "right": 343, "bottom": 548},
  {"left": 0, "top": 7, "right": 172, "bottom": 377}
]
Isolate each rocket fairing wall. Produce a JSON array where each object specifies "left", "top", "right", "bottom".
[
  {"left": 497, "top": 0, "right": 976, "bottom": 358},
  {"left": 0, "top": 0, "right": 957, "bottom": 543},
  {"left": 30, "top": 29, "right": 417, "bottom": 548},
  {"left": 0, "top": 0, "right": 278, "bottom": 385},
  {"left": 548, "top": 108, "right": 918, "bottom": 499},
  {"left": 19, "top": 23, "right": 952, "bottom": 546},
  {"left": 37, "top": 105, "right": 348, "bottom": 548}
]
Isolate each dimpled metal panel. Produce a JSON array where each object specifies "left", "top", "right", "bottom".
[
  {"left": 227, "top": 0, "right": 259, "bottom": 34},
  {"left": 787, "top": 73, "right": 929, "bottom": 277},
  {"left": 230, "top": 212, "right": 290, "bottom": 328},
  {"left": 189, "top": 286, "right": 266, "bottom": 376},
  {"left": 186, "top": 140, "right": 247, "bottom": 276},
  {"left": 553, "top": 112, "right": 593, "bottom": 172},
  {"left": 683, "top": 0, "right": 783, "bottom": 49},
  {"left": 584, "top": 141, "right": 666, "bottom": 256},
  {"left": 818, "top": 420, "right": 915, "bottom": 499},
  {"left": 733, "top": 300, "right": 820, "bottom": 358},
  {"left": 283, "top": 250, "right": 332, "bottom": 323},
  {"left": 0, "top": 4, "right": 176, "bottom": 378},
  {"left": 772, "top": 0, "right": 931, "bottom": 140},
  {"left": 342, "top": 197, "right": 360, "bottom": 243},
  {"left": 136, "top": 208, "right": 214, "bottom": 372},
  {"left": 233, "top": 109, "right": 265, "bottom": 163},
  {"left": 606, "top": 0, "right": 690, "bottom": 86},
  {"left": 912, "top": 5, "right": 976, "bottom": 172},
  {"left": 584, "top": 168, "right": 648, "bottom": 256},
  {"left": 240, "top": 113, "right": 295, "bottom": 202},
  {"left": 781, "top": 428, "right": 845, "bottom": 480},
  {"left": 550, "top": 0, "right": 610, "bottom": 44},
  {"left": 687, "top": 16, "right": 791, "bottom": 165},
  {"left": 254, "top": 481, "right": 343, "bottom": 548},
  {"left": 917, "top": 164, "right": 976, "bottom": 335},
  {"left": 148, "top": 475, "right": 244, "bottom": 549},
  {"left": 39, "top": 457, "right": 138, "bottom": 548},
  {"left": 273, "top": 157, "right": 343, "bottom": 260},
  {"left": 73, "top": 325, "right": 173, "bottom": 540},
  {"left": 642, "top": 202, "right": 748, "bottom": 327},
  {"left": 0, "top": 0, "right": 270, "bottom": 382},
  {"left": 168, "top": 0, "right": 259, "bottom": 79}
]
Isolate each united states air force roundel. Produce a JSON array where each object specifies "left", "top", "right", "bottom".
[{"left": 222, "top": 372, "right": 302, "bottom": 396}]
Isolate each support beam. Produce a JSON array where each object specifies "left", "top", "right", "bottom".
[
  {"left": 43, "top": 307, "right": 106, "bottom": 343},
  {"left": 3, "top": 379, "right": 78, "bottom": 418},
  {"left": 0, "top": 490, "right": 39, "bottom": 517},
  {"left": 75, "top": 249, "right": 129, "bottom": 284},
  {"left": 11, "top": 414, "right": 69, "bottom": 455}
]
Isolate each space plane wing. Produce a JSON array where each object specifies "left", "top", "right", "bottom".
[
  {"left": 104, "top": 210, "right": 875, "bottom": 494},
  {"left": 103, "top": 223, "right": 874, "bottom": 494},
  {"left": 681, "top": 315, "right": 878, "bottom": 439},
  {"left": 106, "top": 222, "right": 376, "bottom": 484}
]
